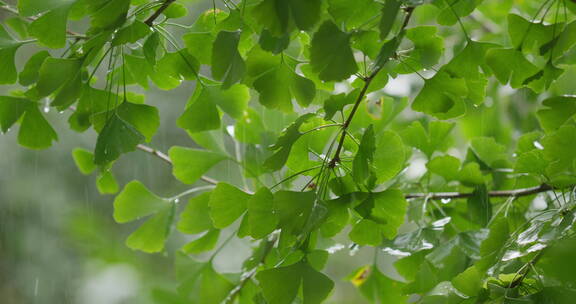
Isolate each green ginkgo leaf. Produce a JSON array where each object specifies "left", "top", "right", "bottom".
[
  {"left": 126, "top": 205, "right": 174, "bottom": 253},
  {"left": 536, "top": 96, "right": 576, "bottom": 132},
  {"left": 209, "top": 182, "right": 251, "bottom": 229},
  {"left": 113, "top": 180, "right": 167, "bottom": 223},
  {"left": 18, "top": 105, "right": 58, "bottom": 149},
  {"left": 211, "top": 31, "right": 245, "bottom": 89},
  {"left": 310, "top": 21, "right": 358, "bottom": 82},
  {"left": 29, "top": 4, "right": 72, "bottom": 49},
  {"left": 72, "top": 148, "right": 96, "bottom": 175},
  {"left": 486, "top": 48, "right": 539, "bottom": 88},
  {"left": 177, "top": 192, "right": 214, "bottom": 234},
  {"left": 94, "top": 114, "right": 145, "bottom": 165},
  {"left": 0, "top": 96, "right": 30, "bottom": 133},
  {"left": 168, "top": 146, "right": 227, "bottom": 184}
]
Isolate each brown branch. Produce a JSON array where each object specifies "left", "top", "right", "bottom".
[
  {"left": 329, "top": 7, "right": 415, "bottom": 168},
  {"left": 144, "top": 0, "right": 176, "bottom": 26},
  {"left": 136, "top": 144, "right": 218, "bottom": 185},
  {"left": 405, "top": 184, "right": 554, "bottom": 200}
]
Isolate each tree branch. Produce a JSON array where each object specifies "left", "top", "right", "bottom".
[
  {"left": 136, "top": 144, "right": 218, "bottom": 185},
  {"left": 144, "top": 0, "right": 176, "bottom": 26},
  {"left": 405, "top": 184, "right": 554, "bottom": 200},
  {"left": 329, "top": 7, "right": 415, "bottom": 168}
]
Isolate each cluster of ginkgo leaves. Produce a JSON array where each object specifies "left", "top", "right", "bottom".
[{"left": 2, "top": 0, "right": 576, "bottom": 303}]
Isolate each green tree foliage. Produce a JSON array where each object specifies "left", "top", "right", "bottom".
[{"left": 2, "top": 0, "right": 576, "bottom": 303}]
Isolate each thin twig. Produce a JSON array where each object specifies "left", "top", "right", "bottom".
[{"left": 405, "top": 184, "right": 554, "bottom": 200}]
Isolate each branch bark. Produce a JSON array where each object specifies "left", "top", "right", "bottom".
[{"left": 405, "top": 184, "right": 554, "bottom": 200}]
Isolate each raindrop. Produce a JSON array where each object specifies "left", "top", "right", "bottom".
[
  {"left": 349, "top": 245, "right": 359, "bottom": 256},
  {"left": 34, "top": 277, "right": 39, "bottom": 296},
  {"left": 432, "top": 217, "right": 451, "bottom": 228},
  {"left": 502, "top": 250, "right": 523, "bottom": 261},
  {"left": 174, "top": 198, "right": 180, "bottom": 204},
  {"left": 533, "top": 140, "right": 544, "bottom": 150},
  {"left": 527, "top": 243, "right": 546, "bottom": 253},
  {"left": 43, "top": 105, "right": 50, "bottom": 113},
  {"left": 382, "top": 247, "right": 411, "bottom": 257},
  {"left": 441, "top": 198, "right": 451, "bottom": 204},
  {"left": 326, "top": 243, "right": 345, "bottom": 254}
]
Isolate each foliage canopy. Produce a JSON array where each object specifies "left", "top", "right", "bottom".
[{"left": 2, "top": 0, "right": 576, "bottom": 303}]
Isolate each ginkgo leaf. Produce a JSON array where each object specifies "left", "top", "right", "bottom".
[
  {"left": 536, "top": 96, "right": 576, "bottom": 132},
  {"left": 126, "top": 205, "right": 173, "bottom": 253},
  {"left": 111, "top": 20, "right": 151, "bottom": 46},
  {"left": 29, "top": 4, "right": 72, "bottom": 49},
  {"left": 373, "top": 130, "right": 405, "bottom": 184},
  {"left": 427, "top": 155, "right": 461, "bottom": 181},
  {"left": 168, "top": 146, "right": 227, "bottom": 184},
  {"left": 379, "top": 0, "right": 401, "bottom": 39},
  {"left": 89, "top": 0, "right": 130, "bottom": 30},
  {"left": 96, "top": 170, "right": 119, "bottom": 194},
  {"left": 412, "top": 71, "right": 468, "bottom": 119},
  {"left": 72, "top": 148, "right": 96, "bottom": 175},
  {"left": 252, "top": 0, "right": 321, "bottom": 35},
  {"left": 86, "top": 101, "right": 161, "bottom": 143},
  {"left": 182, "top": 229, "right": 220, "bottom": 254},
  {"left": 247, "top": 187, "right": 278, "bottom": 239},
  {"left": 211, "top": 31, "right": 245, "bottom": 89},
  {"left": 486, "top": 48, "right": 539, "bottom": 88},
  {"left": 19, "top": 51, "right": 50, "bottom": 86},
  {"left": 435, "top": 0, "right": 483, "bottom": 26},
  {"left": 257, "top": 262, "right": 334, "bottom": 304},
  {"left": 254, "top": 64, "right": 316, "bottom": 111},
  {"left": 209, "top": 183, "right": 251, "bottom": 229},
  {"left": 508, "top": 14, "right": 556, "bottom": 54},
  {"left": 113, "top": 180, "right": 167, "bottom": 223},
  {"left": 352, "top": 125, "right": 376, "bottom": 183},
  {"left": 0, "top": 25, "right": 22, "bottom": 85},
  {"left": 177, "top": 192, "right": 213, "bottom": 234},
  {"left": 328, "top": 0, "right": 381, "bottom": 30},
  {"left": 18, "top": 105, "right": 58, "bottom": 149},
  {"left": 94, "top": 114, "right": 144, "bottom": 165},
  {"left": 0, "top": 96, "right": 30, "bottom": 133},
  {"left": 370, "top": 189, "right": 407, "bottom": 239},
  {"left": 264, "top": 113, "right": 315, "bottom": 171},
  {"left": 310, "top": 21, "right": 358, "bottom": 82},
  {"left": 36, "top": 57, "right": 83, "bottom": 97},
  {"left": 350, "top": 219, "right": 382, "bottom": 246}
]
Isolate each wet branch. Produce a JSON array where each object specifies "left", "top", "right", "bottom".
[{"left": 405, "top": 184, "right": 554, "bottom": 200}]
